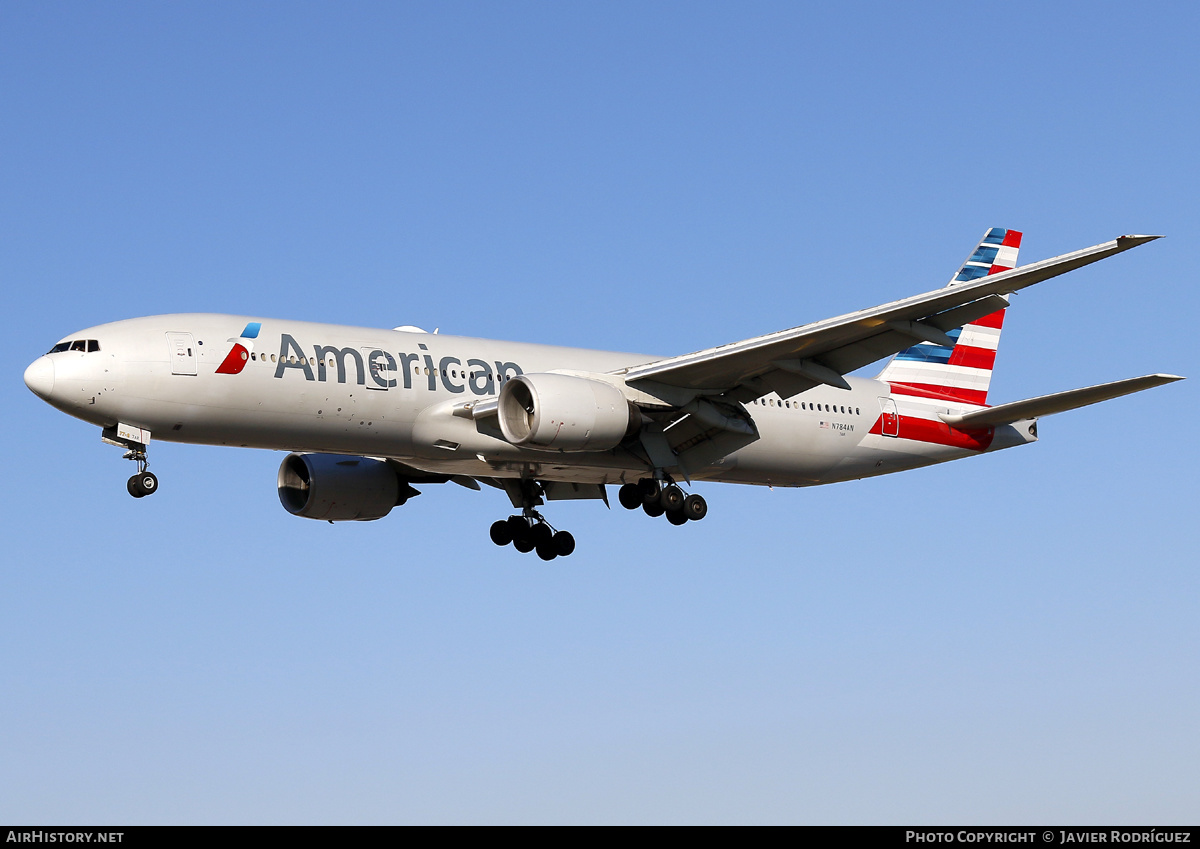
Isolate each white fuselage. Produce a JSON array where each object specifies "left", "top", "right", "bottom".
[{"left": 26, "top": 314, "right": 1034, "bottom": 489}]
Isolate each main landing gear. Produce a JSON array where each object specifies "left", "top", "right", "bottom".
[
  {"left": 617, "top": 478, "right": 707, "bottom": 525},
  {"left": 489, "top": 512, "right": 576, "bottom": 561},
  {"left": 123, "top": 447, "right": 158, "bottom": 498}
]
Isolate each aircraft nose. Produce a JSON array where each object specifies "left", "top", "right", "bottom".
[{"left": 24, "top": 356, "right": 55, "bottom": 399}]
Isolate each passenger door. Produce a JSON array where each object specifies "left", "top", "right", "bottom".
[
  {"left": 166, "top": 332, "right": 198, "bottom": 375},
  {"left": 878, "top": 397, "right": 899, "bottom": 437}
]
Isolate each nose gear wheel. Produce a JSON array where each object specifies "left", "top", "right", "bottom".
[
  {"left": 127, "top": 471, "right": 159, "bottom": 498},
  {"left": 120, "top": 446, "right": 159, "bottom": 498}
]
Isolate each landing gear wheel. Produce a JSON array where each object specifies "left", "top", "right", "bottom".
[
  {"left": 489, "top": 520, "right": 513, "bottom": 546},
  {"left": 638, "top": 478, "right": 661, "bottom": 504},
  {"left": 552, "top": 531, "right": 575, "bottom": 557},
  {"left": 642, "top": 500, "right": 665, "bottom": 518},
  {"left": 493, "top": 484, "right": 577, "bottom": 557},
  {"left": 660, "top": 485, "right": 684, "bottom": 512},
  {"left": 530, "top": 523, "right": 553, "bottom": 548},
  {"left": 127, "top": 471, "right": 158, "bottom": 498},
  {"left": 510, "top": 518, "right": 535, "bottom": 552},
  {"left": 666, "top": 509, "right": 688, "bottom": 526},
  {"left": 618, "top": 483, "right": 642, "bottom": 510},
  {"left": 683, "top": 493, "right": 707, "bottom": 521}
]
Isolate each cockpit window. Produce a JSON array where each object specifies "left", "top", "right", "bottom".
[{"left": 48, "top": 339, "right": 101, "bottom": 354}]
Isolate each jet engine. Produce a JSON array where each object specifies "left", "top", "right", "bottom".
[
  {"left": 497, "top": 373, "right": 636, "bottom": 452},
  {"left": 277, "top": 453, "right": 414, "bottom": 521}
]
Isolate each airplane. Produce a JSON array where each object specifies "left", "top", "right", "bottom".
[{"left": 23, "top": 229, "right": 1183, "bottom": 560}]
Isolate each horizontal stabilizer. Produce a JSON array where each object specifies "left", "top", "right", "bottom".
[{"left": 939, "top": 374, "right": 1184, "bottom": 429}]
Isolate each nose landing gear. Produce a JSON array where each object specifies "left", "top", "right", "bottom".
[
  {"left": 618, "top": 478, "right": 706, "bottom": 526},
  {"left": 102, "top": 425, "right": 160, "bottom": 499},
  {"left": 123, "top": 448, "right": 158, "bottom": 498}
]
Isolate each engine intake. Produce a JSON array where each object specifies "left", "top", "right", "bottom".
[
  {"left": 498, "top": 373, "right": 636, "bottom": 452},
  {"left": 277, "top": 453, "right": 411, "bottom": 521}
]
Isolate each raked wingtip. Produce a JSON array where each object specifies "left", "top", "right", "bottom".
[{"left": 1116, "top": 234, "right": 1164, "bottom": 246}]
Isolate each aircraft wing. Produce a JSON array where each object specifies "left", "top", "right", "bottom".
[
  {"left": 938, "top": 374, "right": 1184, "bottom": 429},
  {"left": 621, "top": 235, "right": 1160, "bottom": 402}
]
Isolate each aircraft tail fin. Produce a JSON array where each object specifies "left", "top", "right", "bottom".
[{"left": 877, "top": 227, "right": 1022, "bottom": 405}]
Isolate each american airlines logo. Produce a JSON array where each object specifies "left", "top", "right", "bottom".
[
  {"left": 214, "top": 322, "right": 261, "bottom": 375},
  {"left": 262, "top": 332, "right": 524, "bottom": 396}
]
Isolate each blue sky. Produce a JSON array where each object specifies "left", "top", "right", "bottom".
[{"left": 2, "top": 1, "right": 1197, "bottom": 824}]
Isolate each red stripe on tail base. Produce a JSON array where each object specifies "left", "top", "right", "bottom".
[{"left": 869, "top": 413, "right": 994, "bottom": 450}]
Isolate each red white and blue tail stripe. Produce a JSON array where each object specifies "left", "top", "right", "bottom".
[{"left": 877, "top": 228, "right": 1021, "bottom": 406}]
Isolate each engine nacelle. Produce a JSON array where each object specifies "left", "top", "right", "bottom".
[
  {"left": 498, "top": 373, "right": 636, "bottom": 452},
  {"left": 277, "top": 453, "right": 408, "bottom": 521}
]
